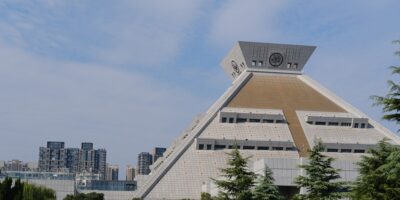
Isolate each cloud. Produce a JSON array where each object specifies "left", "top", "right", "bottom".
[
  {"left": 207, "top": 0, "right": 288, "bottom": 48},
  {"left": 0, "top": 42, "right": 209, "bottom": 167},
  {"left": 0, "top": 0, "right": 207, "bottom": 68}
]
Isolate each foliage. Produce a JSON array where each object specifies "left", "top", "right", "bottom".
[
  {"left": 0, "top": 177, "right": 55, "bottom": 200},
  {"left": 213, "top": 147, "right": 256, "bottom": 200},
  {"left": 371, "top": 40, "right": 400, "bottom": 128},
  {"left": 351, "top": 139, "right": 400, "bottom": 200},
  {"left": 200, "top": 192, "right": 213, "bottom": 200},
  {"left": 294, "top": 140, "right": 347, "bottom": 200},
  {"left": 253, "top": 166, "right": 284, "bottom": 200},
  {"left": 64, "top": 192, "right": 104, "bottom": 200}
]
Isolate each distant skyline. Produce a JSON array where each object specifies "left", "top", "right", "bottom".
[{"left": 1, "top": 0, "right": 400, "bottom": 178}]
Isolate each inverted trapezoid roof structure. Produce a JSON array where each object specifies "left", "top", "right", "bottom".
[{"left": 133, "top": 41, "right": 400, "bottom": 199}]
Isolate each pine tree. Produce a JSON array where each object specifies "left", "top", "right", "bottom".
[
  {"left": 351, "top": 139, "right": 400, "bottom": 200},
  {"left": 214, "top": 147, "right": 256, "bottom": 200},
  {"left": 294, "top": 140, "right": 347, "bottom": 200},
  {"left": 253, "top": 166, "right": 284, "bottom": 200},
  {"left": 371, "top": 40, "right": 400, "bottom": 127}
]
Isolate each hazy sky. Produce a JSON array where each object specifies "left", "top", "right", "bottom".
[{"left": 1, "top": 0, "right": 400, "bottom": 177}]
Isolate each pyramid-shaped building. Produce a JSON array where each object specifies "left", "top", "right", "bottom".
[{"left": 134, "top": 41, "right": 400, "bottom": 199}]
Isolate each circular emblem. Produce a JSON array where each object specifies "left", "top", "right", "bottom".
[
  {"left": 269, "top": 53, "right": 283, "bottom": 67},
  {"left": 231, "top": 60, "right": 240, "bottom": 73}
]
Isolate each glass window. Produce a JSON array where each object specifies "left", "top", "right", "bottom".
[
  {"left": 249, "top": 118, "right": 260, "bottom": 123},
  {"left": 263, "top": 119, "right": 274, "bottom": 123},
  {"left": 214, "top": 145, "right": 226, "bottom": 150},
  {"left": 341, "top": 122, "right": 351, "bottom": 127},
  {"left": 360, "top": 123, "right": 366, "bottom": 128},
  {"left": 327, "top": 148, "right": 338, "bottom": 152},
  {"left": 275, "top": 120, "right": 285, "bottom": 124},
  {"left": 272, "top": 147, "right": 284, "bottom": 151},
  {"left": 243, "top": 146, "right": 255, "bottom": 150},
  {"left": 340, "top": 149, "right": 352, "bottom": 153},
  {"left": 328, "top": 122, "right": 339, "bottom": 126},
  {"left": 354, "top": 149, "right": 365, "bottom": 153},
  {"left": 258, "top": 61, "right": 263, "bottom": 67},
  {"left": 252, "top": 60, "right": 257, "bottom": 66},
  {"left": 287, "top": 63, "right": 292, "bottom": 68},
  {"left": 257, "top": 146, "right": 269, "bottom": 150},
  {"left": 229, "top": 118, "right": 234, "bottom": 123},
  {"left": 315, "top": 121, "right": 326, "bottom": 125},
  {"left": 221, "top": 117, "right": 227, "bottom": 123},
  {"left": 236, "top": 118, "right": 247, "bottom": 123},
  {"left": 206, "top": 144, "right": 212, "bottom": 150},
  {"left": 198, "top": 144, "right": 204, "bottom": 150}
]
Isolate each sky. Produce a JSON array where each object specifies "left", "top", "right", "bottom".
[{"left": 0, "top": 0, "right": 400, "bottom": 178}]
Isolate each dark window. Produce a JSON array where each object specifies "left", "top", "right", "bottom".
[
  {"left": 293, "top": 63, "right": 298, "bottom": 69},
  {"left": 354, "top": 149, "right": 365, "bottom": 153},
  {"left": 306, "top": 121, "right": 313, "bottom": 124},
  {"left": 328, "top": 122, "right": 339, "bottom": 126},
  {"left": 229, "top": 118, "right": 234, "bottom": 123},
  {"left": 198, "top": 144, "right": 204, "bottom": 150},
  {"left": 206, "top": 144, "right": 212, "bottom": 150},
  {"left": 252, "top": 60, "right": 257, "bottom": 66},
  {"left": 221, "top": 117, "right": 227, "bottom": 123},
  {"left": 360, "top": 123, "right": 366, "bottom": 128},
  {"left": 315, "top": 121, "right": 326, "bottom": 125},
  {"left": 249, "top": 118, "right": 260, "bottom": 123},
  {"left": 327, "top": 148, "right": 338, "bottom": 152},
  {"left": 228, "top": 145, "right": 234, "bottom": 149},
  {"left": 354, "top": 123, "right": 359, "bottom": 128},
  {"left": 272, "top": 147, "right": 284, "bottom": 151},
  {"left": 243, "top": 146, "right": 255, "bottom": 150},
  {"left": 236, "top": 118, "right": 247, "bottom": 123},
  {"left": 263, "top": 119, "right": 274, "bottom": 123},
  {"left": 257, "top": 146, "right": 269, "bottom": 150},
  {"left": 214, "top": 145, "right": 226, "bottom": 150},
  {"left": 275, "top": 120, "right": 285, "bottom": 124},
  {"left": 341, "top": 122, "right": 351, "bottom": 127},
  {"left": 285, "top": 147, "right": 296, "bottom": 151},
  {"left": 341, "top": 149, "right": 352, "bottom": 153}
]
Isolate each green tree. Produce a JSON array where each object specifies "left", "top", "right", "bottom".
[
  {"left": 294, "top": 140, "right": 347, "bottom": 200},
  {"left": 11, "top": 179, "right": 24, "bottom": 200},
  {"left": 253, "top": 166, "right": 284, "bottom": 200},
  {"left": 64, "top": 192, "right": 104, "bottom": 200},
  {"left": 351, "top": 139, "right": 400, "bottom": 200},
  {"left": 200, "top": 192, "right": 213, "bottom": 200},
  {"left": 214, "top": 147, "right": 256, "bottom": 200},
  {"left": 371, "top": 40, "right": 400, "bottom": 127},
  {"left": 0, "top": 177, "right": 13, "bottom": 200},
  {"left": 22, "top": 183, "right": 56, "bottom": 200}
]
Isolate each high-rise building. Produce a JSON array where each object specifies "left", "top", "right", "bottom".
[
  {"left": 137, "top": 152, "right": 152, "bottom": 175},
  {"left": 39, "top": 141, "right": 67, "bottom": 172},
  {"left": 4, "top": 160, "right": 27, "bottom": 171},
  {"left": 105, "top": 164, "right": 119, "bottom": 181},
  {"left": 125, "top": 165, "right": 135, "bottom": 181},
  {"left": 38, "top": 141, "right": 106, "bottom": 177},
  {"left": 133, "top": 41, "right": 400, "bottom": 199},
  {"left": 151, "top": 147, "right": 166, "bottom": 163}
]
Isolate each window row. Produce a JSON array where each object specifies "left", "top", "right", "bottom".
[
  {"left": 197, "top": 144, "right": 296, "bottom": 151},
  {"left": 325, "top": 148, "right": 365, "bottom": 153},
  {"left": 221, "top": 117, "right": 285, "bottom": 124},
  {"left": 306, "top": 121, "right": 368, "bottom": 129},
  {"left": 251, "top": 60, "right": 298, "bottom": 69}
]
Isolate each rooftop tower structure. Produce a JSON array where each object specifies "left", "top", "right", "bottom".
[{"left": 133, "top": 41, "right": 400, "bottom": 199}]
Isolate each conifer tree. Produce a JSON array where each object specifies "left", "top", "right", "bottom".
[
  {"left": 214, "top": 147, "right": 256, "bottom": 200},
  {"left": 294, "top": 140, "right": 347, "bottom": 200},
  {"left": 253, "top": 166, "right": 284, "bottom": 200},
  {"left": 351, "top": 139, "right": 400, "bottom": 200},
  {"left": 371, "top": 40, "right": 400, "bottom": 127}
]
